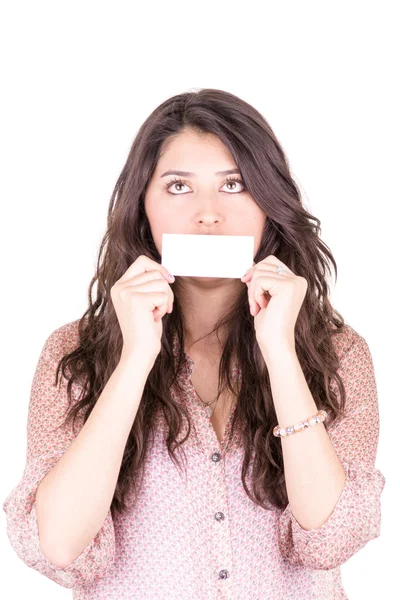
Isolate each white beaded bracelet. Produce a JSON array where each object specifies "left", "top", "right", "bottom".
[{"left": 273, "top": 409, "right": 328, "bottom": 438}]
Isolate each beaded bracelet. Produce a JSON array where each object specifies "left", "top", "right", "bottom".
[{"left": 273, "top": 409, "right": 328, "bottom": 438}]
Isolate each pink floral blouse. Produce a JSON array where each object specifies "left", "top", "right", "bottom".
[{"left": 3, "top": 320, "right": 385, "bottom": 599}]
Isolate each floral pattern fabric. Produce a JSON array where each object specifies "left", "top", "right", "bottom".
[{"left": 3, "top": 320, "right": 386, "bottom": 599}]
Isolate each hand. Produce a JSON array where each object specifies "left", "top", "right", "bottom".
[
  {"left": 241, "top": 255, "right": 307, "bottom": 354},
  {"left": 111, "top": 255, "right": 175, "bottom": 363}
]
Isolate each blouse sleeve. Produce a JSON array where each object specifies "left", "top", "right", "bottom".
[
  {"left": 277, "top": 330, "right": 386, "bottom": 570},
  {"left": 2, "top": 323, "right": 116, "bottom": 588}
]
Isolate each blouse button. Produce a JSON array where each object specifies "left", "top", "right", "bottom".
[
  {"left": 211, "top": 452, "right": 221, "bottom": 462},
  {"left": 218, "top": 569, "right": 229, "bottom": 579},
  {"left": 214, "top": 512, "right": 225, "bottom": 521}
]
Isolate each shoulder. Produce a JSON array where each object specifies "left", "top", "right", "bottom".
[
  {"left": 41, "top": 319, "right": 81, "bottom": 361},
  {"left": 330, "top": 322, "right": 371, "bottom": 370}
]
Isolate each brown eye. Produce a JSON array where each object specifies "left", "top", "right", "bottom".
[
  {"left": 223, "top": 177, "right": 246, "bottom": 193},
  {"left": 163, "top": 176, "right": 247, "bottom": 195},
  {"left": 163, "top": 178, "right": 190, "bottom": 194}
]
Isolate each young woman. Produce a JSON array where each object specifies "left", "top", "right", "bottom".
[{"left": 3, "top": 88, "right": 386, "bottom": 599}]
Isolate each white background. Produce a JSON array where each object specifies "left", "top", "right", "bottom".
[{"left": 1, "top": 1, "right": 397, "bottom": 598}]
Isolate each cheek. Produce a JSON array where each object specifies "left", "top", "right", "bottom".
[
  {"left": 146, "top": 199, "right": 170, "bottom": 227},
  {"left": 239, "top": 209, "right": 266, "bottom": 234},
  {"left": 152, "top": 207, "right": 184, "bottom": 231},
  {"left": 243, "top": 211, "right": 267, "bottom": 253},
  {"left": 146, "top": 206, "right": 186, "bottom": 251}
]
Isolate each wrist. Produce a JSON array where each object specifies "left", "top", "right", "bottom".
[
  {"left": 119, "top": 348, "right": 156, "bottom": 372},
  {"left": 257, "top": 339, "right": 297, "bottom": 365}
]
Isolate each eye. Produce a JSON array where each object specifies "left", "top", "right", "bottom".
[
  {"left": 163, "top": 176, "right": 247, "bottom": 195},
  {"left": 163, "top": 178, "right": 190, "bottom": 194},
  {"left": 222, "top": 176, "right": 246, "bottom": 193}
]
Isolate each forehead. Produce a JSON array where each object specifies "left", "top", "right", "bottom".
[{"left": 157, "top": 129, "right": 235, "bottom": 171}]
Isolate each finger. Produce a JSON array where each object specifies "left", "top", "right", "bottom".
[
  {"left": 248, "top": 273, "right": 284, "bottom": 315},
  {"left": 126, "top": 278, "right": 174, "bottom": 313},
  {"left": 155, "top": 299, "right": 174, "bottom": 320},
  {"left": 241, "top": 260, "right": 256, "bottom": 281},
  {"left": 124, "top": 269, "right": 175, "bottom": 293},
  {"left": 262, "top": 255, "right": 291, "bottom": 271},
  {"left": 245, "top": 259, "right": 290, "bottom": 315},
  {"left": 253, "top": 274, "right": 283, "bottom": 311},
  {"left": 119, "top": 255, "right": 174, "bottom": 284},
  {"left": 242, "top": 263, "right": 291, "bottom": 283},
  {"left": 242, "top": 257, "right": 292, "bottom": 282}
]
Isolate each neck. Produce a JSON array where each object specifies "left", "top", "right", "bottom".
[{"left": 174, "top": 276, "right": 244, "bottom": 355}]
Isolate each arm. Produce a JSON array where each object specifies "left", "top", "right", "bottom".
[
  {"left": 261, "top": 327, "right": 386, "bottom": 570},
  {"left": 2, "top": 322, "right": 153, "bottom": 588}
]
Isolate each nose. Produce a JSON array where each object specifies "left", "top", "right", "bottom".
[
  {"left": 197, "top": 207, "right": 221, "bottom": 226},
  {"left": 198, "top": 216, "right": 220, "bottom": 226}
]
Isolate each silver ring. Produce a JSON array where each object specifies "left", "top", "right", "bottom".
[{"left": 276, "top": 265, "right": 286, "bottom": 274}]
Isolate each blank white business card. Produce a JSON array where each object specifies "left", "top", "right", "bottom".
[{"left": 161, "top": 233, "right": 254, "bottom": 278}]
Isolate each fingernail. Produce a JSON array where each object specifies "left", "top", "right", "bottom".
[{"left": 167, "top": 273, "right": 175, "bottom": 281}]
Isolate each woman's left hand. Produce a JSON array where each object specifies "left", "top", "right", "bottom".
[{"left": 241, "top": 255, "right": 308, "bottom": 353}]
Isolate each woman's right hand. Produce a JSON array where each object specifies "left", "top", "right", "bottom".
[{"left": 110, "top": 255, "right": 175, "bottom": 364}]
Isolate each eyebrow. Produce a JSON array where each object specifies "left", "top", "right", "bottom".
[{"left": 160, "top": 168, "right": 241, "bottom": 178}]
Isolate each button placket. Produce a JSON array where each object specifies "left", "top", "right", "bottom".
[
  {"left": 171, "top": 332, "right": 236, "bottom": 597},
  {"left": 209, "top": 449, "right": 234, "bottom": 595}
]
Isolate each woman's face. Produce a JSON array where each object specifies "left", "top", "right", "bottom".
[{"left": 144, "top": 128, "right": 267, "bottom": 260}]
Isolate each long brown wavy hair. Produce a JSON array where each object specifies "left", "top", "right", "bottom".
[{"left": 53, "top": 88, "right": 348, "bottom": 519}]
